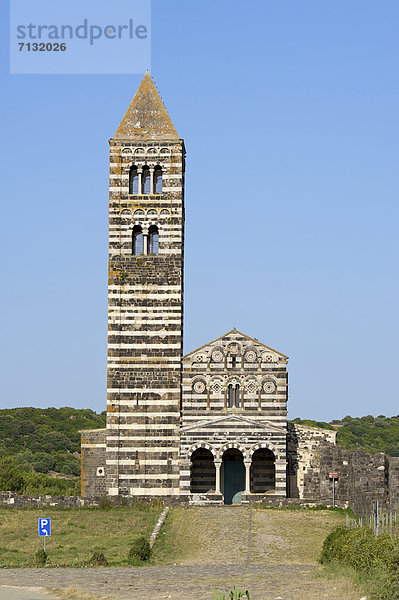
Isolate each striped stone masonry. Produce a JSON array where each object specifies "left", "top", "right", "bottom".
[
  {"left": 104, "top": 73, "right": 185, "bottom": 497},
  {"left": 80, "top": 74, "right": 399, "bottom": 512},
  {"left": 180, "top": 329, "right": 289, "bottom": 502}
]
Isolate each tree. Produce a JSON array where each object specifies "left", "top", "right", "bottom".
[{"left": 0, "top": 457, "right": 24, "bottom": 492}]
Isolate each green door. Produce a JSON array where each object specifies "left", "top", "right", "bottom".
[{"left": 224, "top": 460, "right": 245, "bottom": 504}]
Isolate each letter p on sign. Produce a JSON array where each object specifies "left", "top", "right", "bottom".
[{"left": 38, "top": 518, "right": 51, "bottom": 536}]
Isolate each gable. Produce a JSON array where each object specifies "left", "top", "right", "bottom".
[
  {"left": 181, "top": 414, "right": 286, "bottom": 434},
  {"left": 183, "top": 328, "right": 288, "bottom": 364}
]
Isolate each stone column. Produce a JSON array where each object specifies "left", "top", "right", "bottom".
[
  {"left": 143, "top": 234, "right": 148, "bottom": 255},
  {"left": 244, "top": 461, "right": 251, "bottom": 494},
  {"left": 215, "top": 460, "right": 222, "bottom": 494},
  {"left": 137, "top": 169, "right": 142, "bottom": 194},
  {"left": 149, "top": 167, "right": 154, "bottom": 194}
]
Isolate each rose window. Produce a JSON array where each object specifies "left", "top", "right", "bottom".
[
  {"left": 193, "top": 380, "right": 206, "bottom": 394},
  {"left": 212, "top": 350, "right": 224, "bottom": 363},
  {"left": 263, "top": 381, "right": 276, "bottom": 394}
]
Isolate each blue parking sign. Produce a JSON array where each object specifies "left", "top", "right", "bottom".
[{"left": 38, "top": 518, "right": 51, "bottom": 537}]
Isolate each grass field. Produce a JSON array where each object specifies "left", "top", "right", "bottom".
[
  {"left": 0, "top": 504, "right": 161, "bottom": 567},
  {"left": 0, "top": 505, "right": 367, "bottom": 599},
  {"left": 151, "top": 505, "right": 351, "bottom": 566},
  {"left": 0, "top": 504, "right": 353, "bottom": 569}
]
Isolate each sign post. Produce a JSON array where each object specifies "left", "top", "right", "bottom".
[
  {"left": 38, "top": 518, "right": 51, "bottom": 552},
  {"left": 329, "top": 473, "right": 339, "bottom": 506}
]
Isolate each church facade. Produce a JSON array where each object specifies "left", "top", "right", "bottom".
[
  {"left": 80, "top": 74, "right": 399, "bottom": 510},
  {"left": 80, "top": 72, "right": 331, "bottom": 505}
]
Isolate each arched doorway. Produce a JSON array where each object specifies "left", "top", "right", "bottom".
[
  {"left": 222, "top": 448, "right": 245, "bottom": 504},
  {"left": 250, "top": 448, "right": 275, "bottom": 493},
  {"left": 190, "top": 448, "right": 215, "bottom": 493}
]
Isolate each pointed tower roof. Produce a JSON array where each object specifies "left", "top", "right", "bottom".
[{"left": 113, "top": 72, "right": 180, "bottom": 141}]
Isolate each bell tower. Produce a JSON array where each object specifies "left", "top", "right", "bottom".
[{"left": 106, "top": 72, "right": 185, "bottom": 497}]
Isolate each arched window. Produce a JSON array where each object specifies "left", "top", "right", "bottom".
[
  {"left": 148, "top": 225, "right": 159, "bottom": 255},
  {"left": 129, "top": 166, "right": 138, "bottom": 194},
  {"left": 227, "top": 384, "right": 234, "bottom": 408},
  {"left": 142, "top": 167, "right": 150, "bottom": 194},
  {"left": 227, "top": 384, "right": 240, "bottom": 408},
  {"left": 235, "top": 384, "right": 240, "bottom": 408},
  {"left": 132, "top": 225, "right": 144, "bottom": 256},
  {"left": 153, "top": 167, "right": 162, "bottom": 194}
]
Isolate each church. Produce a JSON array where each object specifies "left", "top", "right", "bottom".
[{"left": 80, "top": 73, "right": 398, "bottom": 511}]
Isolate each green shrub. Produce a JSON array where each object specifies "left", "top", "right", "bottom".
[
  {"left": 88, "top": 551, "right": 108, "bottom": 566},
  {"left": 212, "top": 587, "right": 251, "bottom": 599},
  {"left": 22, "top": 471, "right": 80, "bottom": 496},
  {"left": 321, "top": 527, "right": 399, "bottom": 599},
  {"left": 128, "top": 536, "right": 151, "bottom": 563},
  {"left": 35, "top": 548, "right": 47, "bottom": 566},
  {"left": 99, "top": 496, "right": 114, "bottom": 510}
]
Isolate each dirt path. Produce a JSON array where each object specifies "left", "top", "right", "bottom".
[
  {"left": 0, "top": 585, "right": 60, "bottom": 600},
  {"left": 0, "top": 564, "right": 362, "bottom": 600},
  {"left": 0, "top": 507, "right": 365, "bottom": 600}
]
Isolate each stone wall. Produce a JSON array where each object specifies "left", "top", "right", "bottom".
[
  {"left": 0, "top": 492, "right": 85, "bottom": 507},
  {"left": 287, "top": 423, "right": 399, "bottom": 515},
  {"left": 388, "top": 456, "right": 399, "bottom": 509},
  {"left": 80, "top": 428, "right": 106, "bottom": 498},
  {"left": 287, "top": 423, "right": 336, "bottom": 498},
  {"left": 317, "top": 445, "right": 388, "bottom": 516}
]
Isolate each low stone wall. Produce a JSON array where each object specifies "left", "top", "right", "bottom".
[
  {"left": 0, "top": 492, "right": 85, "bottom": 507},
  {"left": 318, "top": 446, "right": 387, "bottom": 516}
]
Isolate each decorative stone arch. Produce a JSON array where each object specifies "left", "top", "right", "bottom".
[
  {"left": 209, "top": 377, "right": 224, "bottom": 394},
  {"left": 226, "top": 376, "right": 241, "bottom": 387},
  {"left": 218, "top": 443, "right": 248, "bottom": 461},
  {"left": 249, "top": 441, "right": 280, "bottom": 461},
  {"left": 227, "top": 341, "right": 242, "bottom": 356},
  {"left": 249, "top": 443, "right": 277, "bottom": 494},
  {"left": 210, "top": 346, "right": 224, "bottom": 363},
  {"left": 244, "top": 377, "right": 258, "bottom": 394},
  {"left": 188, "top": 442, "right": 217, "bottom": 460},
  {"left": 243, "top": 346, "right": 259, "bottom": 363},
  {"left": 192, "top": 352, "right": 208, "bottom": 364},
  {"left": 148, "top": 221, "right": 160, "bottom": 232},
  {"left": 261, "top": 350, "right": 276, "bottom": 363},
  {"left": 190, "top": 444, "right": 216, "bottom": 494},
  {"left": 123, "top": 160, "right": 136, "bottom": 171},
  {"left": 191, "top": 377, "right": 207, "bottom": 394},
  {"left": 261, "top": 375, "right": 278, "bottom": 396},
  {"left": 261, "top": 374, "right": 278, "bottom": 385}
]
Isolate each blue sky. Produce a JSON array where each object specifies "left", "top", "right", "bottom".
[{"left": 1, "top": 1, "right": 398, "bottom": 421}]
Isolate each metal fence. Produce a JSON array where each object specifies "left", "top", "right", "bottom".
[{"left": 346, "top": 501, "right": 398, "bottom": 537}]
